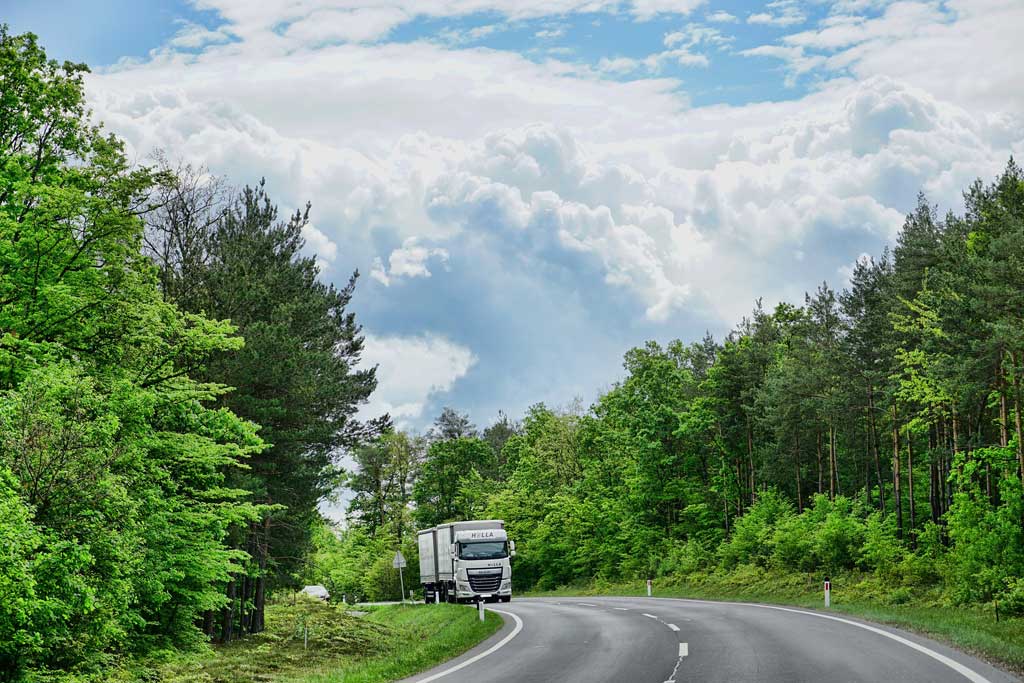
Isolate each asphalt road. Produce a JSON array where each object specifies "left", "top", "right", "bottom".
[{"left": 401, "top": 596, "right": 1018, "bottom": 683}]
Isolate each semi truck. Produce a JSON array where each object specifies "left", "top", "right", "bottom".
[{"left": 418, "top": 519, "right": 515, "bottom": 603}]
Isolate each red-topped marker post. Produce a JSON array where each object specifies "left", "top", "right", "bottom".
[{"left": 824, "top": 578, "right": 831, "bottom": 608}]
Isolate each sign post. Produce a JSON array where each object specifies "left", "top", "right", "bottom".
[
  {"left": 393, "top": 551, "right": 407, "bottom": 604},
  {"left": 824, "top": 578, "right": 831, "bottom": 608}
]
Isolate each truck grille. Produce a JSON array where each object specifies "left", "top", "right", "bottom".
[{"left": 468, "top": 571, "right": 502, "bottom": 592}]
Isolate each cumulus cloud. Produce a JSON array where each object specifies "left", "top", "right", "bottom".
[
  {"left": 370, "top": 238, "right": 450, "bottom": 286},
  {"left": 187, "top": 0, "right": 707, "bottom": 45},
  {"left": 746, "top": 0, "right": 1024, "bottom": 117},
  {"left": 706, "top": 10, "right": 738, "bottom": 23},
  {"left": 360, "top": 333, "right": 477, "bottom": 424},
  {"left": 72, "top": 0, "right": 1024, "bottom": 425},
  {"left": 302, "top": 223, "right": 339, "bottom": 271},
  {"left": 747, "top": 0, "right": 806, "bottom": 27}
]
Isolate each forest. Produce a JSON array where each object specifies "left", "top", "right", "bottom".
[
  {"left": 329, "top": 167, "right": 1024, "bottom": 616},
  {"left": 4, "top": 20, "right": 1024, "bottom": 683}
]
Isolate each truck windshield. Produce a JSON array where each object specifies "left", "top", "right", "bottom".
[{"left": 458, "top": 541, "right": 508, "bottom": 560}]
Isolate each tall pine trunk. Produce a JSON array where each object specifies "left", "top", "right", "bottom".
[
  {"left": 1011, "top": 350, "right": 1024, "bottom": 481},
  {"left": 816, "top": 429, "right": 824, "bottom": 495},
  {"left": 747, "top": 419, "right": 756, "bottom": 504},
  {"left": 868, "top": 385, "right": 885, "bottom": 511},
  {"left": 906, "top": 424, "right": 915, "bottom": 547},
  {"left": 794, "top": 430, "right": 803, "bottom": 512},
  {"left": 891, "top": 403, "right": 903, "bottom": 540}
]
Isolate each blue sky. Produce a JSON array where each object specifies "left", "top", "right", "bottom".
[{"left": 6, "top": 0, "right": 1023, "bottom": 441}]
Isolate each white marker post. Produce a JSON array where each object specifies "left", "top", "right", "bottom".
[
  {"left": 647, "top": 578, "right": 652, "bottom": 597},
  {"left": 478, "top": 599, "right": 485, "bottom": 622},
  {"left": 824, "top": 579, "right": 831, "bottom": 608},
  {"left": 393, "top": 550, "right": 407, "bottom": 604}
]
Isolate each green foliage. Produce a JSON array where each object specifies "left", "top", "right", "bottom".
[{"left": 413, "top": 437, "right": 495, "bottom": 527}]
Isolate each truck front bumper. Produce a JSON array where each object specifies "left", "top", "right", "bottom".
[{"left": 456, "top": 580, "right": 512, "bottom": 599}]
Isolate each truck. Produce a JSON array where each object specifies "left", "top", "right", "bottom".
[{"left": 418, "top": 519, "right": 515, "bottom": 604}]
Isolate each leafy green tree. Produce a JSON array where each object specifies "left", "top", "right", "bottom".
[
  {"left": 0, "top": 26, "right": 265, "bottom": 677},
  {"left": 413, "top": 437, "right": 496, "bottom": 527}
]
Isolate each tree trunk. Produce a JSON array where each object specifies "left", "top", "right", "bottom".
[
  {"left": 795, "top": 430, "right": 803, "bottom": 513},
  {"left": 253, "top": 514, "right": 270, "bottom": 633},
  {"left": 747, "top": 419, "right": 756, "bottom": 504},
  {"left": 221, "top": 577, "right": 236, "bottom": 643},
  {"left": 203, "top": 609, "right": 215, "bottom": 638},
  {"left": 891, "top": 403, "right": 903, "bottom": 540},
  {"left": 906, "top": 424, "right": 915, "bottom": 547},
  {"left": 864, "top": 408, "right": 874, "bottom": 509},
  {"left": 816, "top": 429, "right": 824, "bottom": 495},
  {"left": 828, "top": 422, "right": 837, "bottom": 500},
  {"left": 868, "top": 385, "right": 885, "bottom": 512},
  {"left": 999, "top": 350, "right": 1010, "bottom": 447},
  {"left": 1011, "top": 350, "right": 1024, "bottom": 481}
]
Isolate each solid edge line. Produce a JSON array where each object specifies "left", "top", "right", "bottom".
[
  {"left": 669, "top": 598, "right": 991, "bottom": 683},
  {"left": 667, "top": 623, "right": 680, "bottom": 632},
  {"left": 413, "top": 608, "right": 524, "bottom": 682}
]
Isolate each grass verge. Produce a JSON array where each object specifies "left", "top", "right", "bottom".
[
  {"left": 525, "top": 568, "right": 1024, "bottom": 676},
  {"left": 150, "top": 598, "right": 502, "bottom": 683}
]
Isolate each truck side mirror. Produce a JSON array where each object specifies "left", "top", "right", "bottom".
[
  {"left": 509, "top": 540, "right": 516, "bottom": 552},
  {"left": 511, "top": 550, "right": 517, "bottom": 557}
]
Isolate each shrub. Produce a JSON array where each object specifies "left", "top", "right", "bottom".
[{"left": 719, "top": 490, "right": 795, "bottom": 569}]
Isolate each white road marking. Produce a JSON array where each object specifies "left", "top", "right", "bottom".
[
  {"left": 414, "top": 608, "right": 524, "bottom": 682},
  {"left": 670, "top": 599, "right": 993, "bottom": 683},
  {"left": 679, "top": 643, "right": 688, "bottom": 657},
  {"left": 642, "top": 613, "right": 659, "bottom": 619},
  {"left": 613, "top": 607, "right": 629, "bottom": 611},
  {"left": 579, "top": 602, "right": 598, "bottom": 607},
  {"left": 667, "top": 623, "right": 680, "bottom": 632}
]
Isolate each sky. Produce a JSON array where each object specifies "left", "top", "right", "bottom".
[{"left": 6, "top": 0, "right": 1024, "bottom": 438}]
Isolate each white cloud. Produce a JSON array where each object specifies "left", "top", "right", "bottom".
[
  {"left": 186, "top": 0, "right": 706, "bottom": 45},
  {"left": 302, "top": 223, "right": 339, "bottom": 271},
  {"left": 629, "top": 0, "right": 707, "bottom": 21},
  {"left": 370, "top": 237, "right": 450, "bottom": 285},
  {"left": 284, "top": 7, "right": 409, "bottom": 44},
  {"left": 745, "top": 0, "right": 1024, "bottom": 118},
  {"left": 748, "top": 0, "right": 806, "bottom": 27},
  {"left": 706, "top": 10, "right": 737, "bottom": 23},
  {"left": 81, "top": 0, "right": 1024, "bottom": 338},
  {"left": 535, "top": 28, "right": 566, "bottom": 40},
  {"left": 360, "top": 333, "right": 477, "bottom": 423},
  {"left": 169, "top": 22, "right": 233, "bottom": 49}
]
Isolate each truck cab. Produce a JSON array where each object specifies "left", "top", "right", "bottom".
[{"left": 452, "top": 528, "right": 514, "bottom": 603}]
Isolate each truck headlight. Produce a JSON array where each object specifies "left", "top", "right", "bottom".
[{"left": 501, "top": 580, "right": 511, "bottom": 589}]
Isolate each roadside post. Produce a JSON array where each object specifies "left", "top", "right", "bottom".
[
  {"left": 646, "top": 577, "right": 652, "bottom": 597},
  {"left": 478, "top": 599, "right": 485, "bottom": 622},
  {"left": 393, "top": 550, "right": 407, "bottom": 604},
  {"left": 824, "top": 578, "right": 831, "bottom": 608}
]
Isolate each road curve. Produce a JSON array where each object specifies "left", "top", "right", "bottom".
[{"left": 401, "top": 597, "right": 1018, "bottom": 683}]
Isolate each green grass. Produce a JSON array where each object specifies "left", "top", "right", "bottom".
[
  {"left": 150, "top": 598, "right": 502, "bottom": 683},
  {"left": 525, "top": 568, "right": 1024, "bottom": 676}
]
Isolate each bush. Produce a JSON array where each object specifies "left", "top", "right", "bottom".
[
  {"left": 719, "top": 490, "right": 795, "bottom": 569},
  {"left": 860, "top": 512, "right": 904, "bottom": 579}
]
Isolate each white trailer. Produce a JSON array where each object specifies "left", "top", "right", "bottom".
[{"left": 418, "top": 519, "right": 515, "bottom": 604}]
